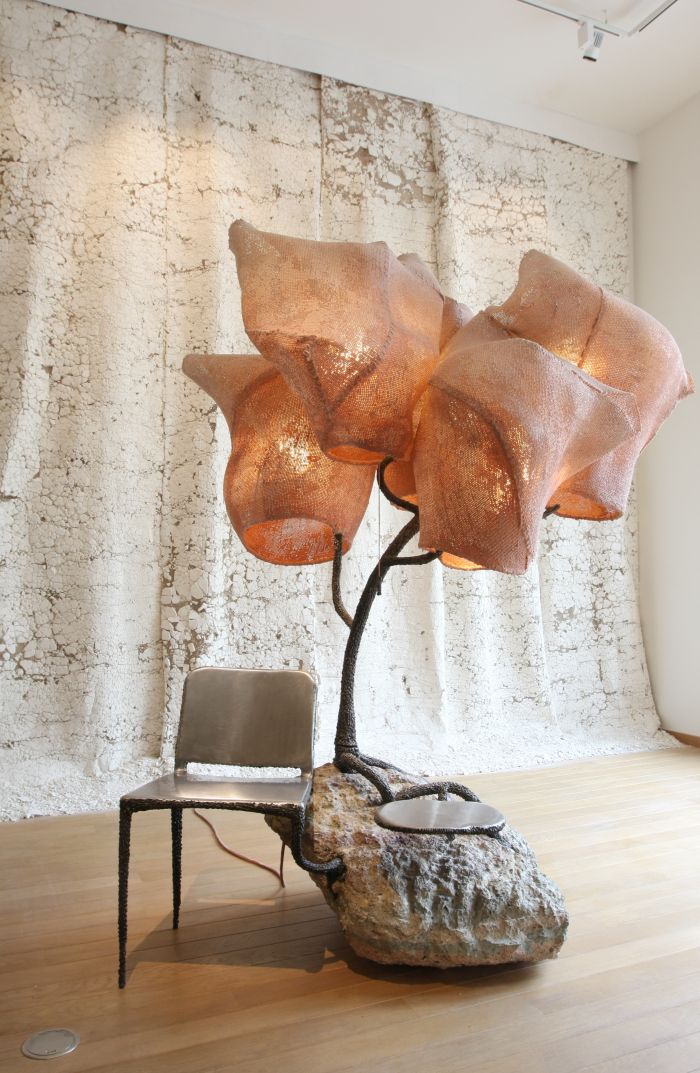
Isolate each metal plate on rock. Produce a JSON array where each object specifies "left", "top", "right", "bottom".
[
  {"left": 21, "top": 1029, "right": 80, "bottom": 1060},
  {"left": 375, "top": 799, "right": 505, "bottom": 834}
]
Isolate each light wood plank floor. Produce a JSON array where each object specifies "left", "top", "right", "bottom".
[{"left": 1, "top": 748, "right": 699, "bottom": 1073}]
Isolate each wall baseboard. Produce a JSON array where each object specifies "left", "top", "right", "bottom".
[{"left": 668, "top": 731, "right": 700, "bottom": 749}]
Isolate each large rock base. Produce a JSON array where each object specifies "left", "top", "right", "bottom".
[{"left": 270, "top": 764, "right": 568, "bottom": 968}]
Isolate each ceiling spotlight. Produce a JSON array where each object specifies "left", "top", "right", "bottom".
[
  {"left": 578, "top": 19, "right": 604, "bottom": 61},
  {"left": 516, "top": 1, "right": 680, "bottom": 63}
]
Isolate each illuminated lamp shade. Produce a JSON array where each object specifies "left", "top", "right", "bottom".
[
  {"left": 413, "top": 337, "right": 640, "bottom": 575},
  {"left": 182, "top": 353, "right": 375, "bottom": 565},
  {"left": 382, "top": 296, "right": 475, "bottom": 508},
  {"left": 439, "top": 553, "right": 484, "bottom": 571},
  {"left": 382, "top": 458, "right": 419, "bottom": 507},
  {"left": 433, "top": 313, "right": 505, "bottom": 572},
  {"left": 228, "top": 221, "right": 444, "bottom": 465},
  {"left": 395, "top": 254, "right": 474, "bottom": 347},
  {"left": 383, "top": 312, "right": 510, "bottom": 541},
  {"left": 487, "top": 250, "right": 694, "bottom": 519}
]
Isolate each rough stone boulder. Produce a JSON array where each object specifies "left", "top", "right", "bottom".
[{"left": 269, "top": 763, "right": 568, "bottom": 967}]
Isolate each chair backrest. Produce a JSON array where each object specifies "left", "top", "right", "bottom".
[{"left": 174, "top": 667, "right": 317, "bottom": 776}]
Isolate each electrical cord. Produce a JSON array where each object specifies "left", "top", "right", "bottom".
[{"left": 192, "top": 809, "right": 286, "bottom": 886}]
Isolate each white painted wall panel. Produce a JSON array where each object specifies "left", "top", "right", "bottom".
[
  {"left": 0, "top": 0, "right": 671, "bottom": 819},
  {"left": 634, "top": 92, "right": 700, "bottom": 737}
]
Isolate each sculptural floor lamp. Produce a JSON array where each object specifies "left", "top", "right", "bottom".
[{"left": 183, "top": 220, "right": 692, "bottom": 871}]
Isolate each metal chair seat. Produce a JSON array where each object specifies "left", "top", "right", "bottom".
[
  {"left": 123, "top": 772, "right": 312, "bottom": 807},
  {"left": 118, "top": 667, "right": 343, "bottom": 988}
]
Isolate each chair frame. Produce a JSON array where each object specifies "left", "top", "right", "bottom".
[{"left": 117, "top": 669, "right": 344, "bottom": 988}]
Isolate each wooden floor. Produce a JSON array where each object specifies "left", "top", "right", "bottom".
[{"left": 1, "top": 748, "right": 700, "bottom": 1073}]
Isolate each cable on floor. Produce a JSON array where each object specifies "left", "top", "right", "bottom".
[{"left": 192, "top": 809, "right": 286, "bottom": 887}]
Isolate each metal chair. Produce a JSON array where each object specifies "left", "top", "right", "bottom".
[{"left": 118, "top": 666, "right": 343, "bottom": 988}]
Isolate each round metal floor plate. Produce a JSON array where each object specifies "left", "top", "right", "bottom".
[
  {"left": 375, "top": 799, "right": 505, "bottom": 834},
  {"left": 21, "top": 1029, "right": 80, "bottom": 1060}
]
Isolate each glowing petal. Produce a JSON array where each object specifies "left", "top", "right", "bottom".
[
  {"left": 183, "top": 353, "right": 375, "bottom": 565},
  {"left": 414, "top": 337, "right": 640, "bottom": 574},
  {"left": 487, "top": 251, "right": 693, "bottom": 519}
]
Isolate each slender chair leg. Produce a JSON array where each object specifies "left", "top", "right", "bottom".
[
  {"left": 279, "top": 842, "right": 286, "bottom": 888},
  {"left": 118, "top": 802, "right": 133, "bottom": 989},
  {"left": 171, "top": 807, "right": 183, "bottom": 930}
]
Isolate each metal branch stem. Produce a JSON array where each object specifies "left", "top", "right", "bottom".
[
  {"left": 334, "top": 511, "right": 420, "bottom": 757},
  {"left": 392, "top": 550, "right": 441, "bottom": 566},
  {"left": 330, "top": 457, "right": 489, "bottom": 811},
  {"left": 331, "top": 533, "right": 353, "bottom": 628},
  {"left": 376, "top": 458, "right": 418, "bottom": 514},
  {"left": 334, "top": 458, "right": 439, "bottom": 760}
]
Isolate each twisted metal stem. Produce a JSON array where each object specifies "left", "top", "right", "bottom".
[
  {"left": 333, "top": 511, "right": 420, "bottom": 757},
  {"left": 334, "top": 751, "right": 395, "bottom": 801},
  {"left": 331, "top": 457, "right": 490, "bottom": 808},
  {"left": 376, "top": 458, "right": 418, "bottom": 514},
  {"left": 333, "top": 459, "right": 442, "bottom": 760},
  {"left": 332, "top": 533, "right": 353, "bottom": 628},
  {"left": 392, "top": 550, "right": 441, "bottom": 566}
]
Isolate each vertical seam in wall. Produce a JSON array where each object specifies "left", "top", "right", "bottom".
[
  {"left": 317, "top": 74, "right": 325, "bottom": 241},
  {"left": 425, "top": 101, "right": 449, "bottom": 703},
  {"left": 157, "top": 34, "right": 171, "bottom": 761},
  {"left": 306, "top": 71, "right": 322, "bottom": 729},
  {"left": 627, "top": 160, "right": 636, "bottom": 302},
  {"left": 426, "top": 104, "right": 442, "bottom": 277},
  {"left": 424, "top": 103, "right": 439, "bottom": 274}
]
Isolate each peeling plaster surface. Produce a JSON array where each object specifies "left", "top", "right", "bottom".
[{"left": 0, "top": 1, "right": 672, "bottom": 820}]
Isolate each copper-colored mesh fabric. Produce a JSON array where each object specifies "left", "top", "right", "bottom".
[
  {"left": 396, "top": 253, "right": 474, "bottom": 349},
  {"left": 487, "top": 250, "right": 694, "bottom": 519},
  {"left": 440, "top": 297, "right": 474, "bottom": 350},
  {"left": 447, "top": 310, "right": 510, "bottom": 349},
  {"left": 382, "top": 298, "right": 476, "bottom": 507},
  {"left": 434, "top": 303, "right": 501, "bottom": 571},
  {"left": 382, "top": 459, "right": 418, "bottom": 505},
  {"left": 439, "top": 553, "right": 483, "bottom": 571},
  {"left": 182, "top": 353, "right": 374, "bottom": 565},
  {"left": 397, "top": 252, "right": 442, "bottom": 293},
  {"left": 414, "top": 338, "right": 640, "bottom": 574},
  {"left": 229, "top": 221, "right": 444, "bottom": 464}
]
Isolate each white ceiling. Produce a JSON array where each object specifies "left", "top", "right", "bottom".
[{"left": 41, "top": 0, "right": 700, "bottom": 160}]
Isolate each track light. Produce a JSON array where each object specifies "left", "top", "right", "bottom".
[
  {"left": 516, "top": 1, "right": 680, "bottom": 63},
  {"left": 578, "top": 19, "right": 604, "bottom": 62}
]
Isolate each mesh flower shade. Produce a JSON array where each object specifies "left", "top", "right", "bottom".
[
  {"left": 430, "top": 314, "right": 514, "bottom": 570},
  {"left": 414, "top": 337, "right": 640, "bottom": 574},
  {"left": 185, "top": 227, "right": 690, "bottom": 579},
  {"left": 182, "top": 353, "right": 374, "bottom": 565},
  {"left": 487, "top": 251, "right": 694, "bottom": 519},
  {"left": 395, "top": 254, "right": 474, "bottom": 347},
  {"left": 229, "top": 221, "right": 444, "bottom": 464},
  {"left": 382, "top": 459, "right": 419, "bottom": 506},
  {"left": 382, "top": 296, "right": 475, "bottom": 507}
]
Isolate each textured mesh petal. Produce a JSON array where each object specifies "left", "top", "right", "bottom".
[
  {"left": 414, "top": 338, "right": 640, "bottom": 574},
  {"left": 446, "top": 310, "right": 511, "bottom": 349},
  {"left": 439, "top": 553, "right": 484, "bottom": 571},
  {"left": 183, "top": 353, "right": 374, "bottom": 565},
  {"left": 488, "top": 250, "right": 694, "bottom": 519},
  {"left": 432, "top": 320, "right": 503, "bottom": 570},
  {"left": 382, "top": 458, "right": 418, "bottom": 506},
  {"left": 440, "top": 297, "right": 475, "bottom": 349},
  {"left": 397, "top": 253, "right": 474, "bottom": 348},
  {"left": 229, "top": 221, "right": 444, "bottom": 464},
  {"left": 383, "top": 297, "right": 476, "bottom": 507}
]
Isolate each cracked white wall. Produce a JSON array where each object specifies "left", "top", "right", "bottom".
[{"left": 0, "top": 0, "right": 672, "bottom": 820}]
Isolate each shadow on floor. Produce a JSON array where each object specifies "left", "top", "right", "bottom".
[{"left": 124, "top": 870, "right": 541, "bottom": 992}]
